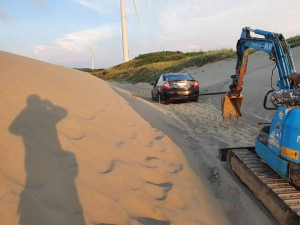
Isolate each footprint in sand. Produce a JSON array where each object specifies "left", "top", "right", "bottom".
[
  {"left": 145, "top": 181, "right": 173, "bottom": 201},
  {"left": 127, "top": 132, "right": 138, "bottom": 139},
  {"left": 97, "top": 223, "right": 115, "bottom": 225},
  {"left": 148, "top": 134, "right": 165, "bottom": 147},
  {"left": 148, "top": 141, "right": 154, "bottom": 147},
  {"left": 144, "top": 157, "right": 184, "bottom": 174},
  {"left": 86, "top": 115, "right": 97, "bottom": 120},
  {"left": 169, "top": 164, "right": 184, "bottom": 174},
  {"left": 145, "top": 156, "right": 158, "bottom": 161},
  {"left": 155, "top": 134, "right": 165, "bottom": 140},
  {"left": 135, "top": 217, "right": 171, "bottom": 225},
  {"left": 143, "top": 157, "right": 159, "bottom": 168},
  {"left": 160, "top": 149, "right": 166, "bottom": 153},
  {"left": 60, "top": 117, "right": 87, "bottom": 140},
  {"left": 117, "top": 141, "right": 125, "bottom": 148},
  {"left": 100, "top": 160, "right": 118, "bottom": 174}
]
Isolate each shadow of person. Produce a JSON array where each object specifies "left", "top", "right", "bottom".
[{"left": 9, "top": 95, "right": 85, "bottom": 225}]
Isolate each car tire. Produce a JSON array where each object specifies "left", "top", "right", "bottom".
[
  {"left": 191, "top": 96, "right": 198, "bottom": 102},
  {"left": 158, "top": 92, "right": 166, "bottom": 104}
]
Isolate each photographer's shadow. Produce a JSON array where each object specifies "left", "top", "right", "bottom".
[{"left": 9, "top": 95, "right": 85, "bottom": 225}]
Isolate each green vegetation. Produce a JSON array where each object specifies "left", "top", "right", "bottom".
[
  {"left": 91, "top": 49, "right": 235, "bottom": 83},
  {"left": 89, "top": 35, "right": 300, "bottom": 84},
  {"left": 74, "top": 68, "right": 104, "bottom": 73},
  {"left": 287, "top": 36, "right": 300, "bottom": 48}
]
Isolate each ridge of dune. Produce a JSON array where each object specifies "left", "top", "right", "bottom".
[{"left": 0, "top": 50, "right": 230, "bottom": 225}]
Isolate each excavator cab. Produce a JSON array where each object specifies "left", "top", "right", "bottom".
[{"left": 221, "top": 93, "right": 243, "bottom": 124}]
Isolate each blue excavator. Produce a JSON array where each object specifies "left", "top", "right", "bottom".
[{"left": 220, "top": 27, "right": 300, "bottom": 224}]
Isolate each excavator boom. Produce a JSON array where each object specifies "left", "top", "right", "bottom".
[{"left": 222, "top": 27, "right": 295, "bottom": 123}]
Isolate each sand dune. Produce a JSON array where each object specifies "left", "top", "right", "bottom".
[{"left": 0, "top": 51, "right": 230, "bottom": 225}]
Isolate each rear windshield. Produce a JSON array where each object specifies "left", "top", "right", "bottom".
[{"left": 164, "top": 74, "right": 193, "bottom": 81}]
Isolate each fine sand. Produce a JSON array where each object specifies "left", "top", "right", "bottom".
[
  {"left": 1, "top": 46, "right": 299, "bottom": 225},
  {"left": 0, "top": 50, "right": 232, "bottom": 225}
]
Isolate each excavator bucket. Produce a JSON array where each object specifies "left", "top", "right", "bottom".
[{"left": 221, "top": 94, "right": 243, "bottom": 124}]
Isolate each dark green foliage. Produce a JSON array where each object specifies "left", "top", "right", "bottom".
[
  {"left": 90, "top": 49, "right": 236, "bottom": 83},
  {"left": 172, "top": 50, "right": 236, "bottom": 70},
  {"left": 287, "top": 35, "right": 300, "bottom": 48},
  {"left": 74, "top": 68, "right": 104, "bottom": 73},
  {"left": 145, "top": 49, "right": 236, "bottom": 83},
  {"left": 132, "top": 51, "right": 205, "bottom": 67},
  {"left": 134, "top": 51, "right": 184, "bottom": 60},
  {"left": 126, "top": 67, "right": 154, "bottom": 83}
]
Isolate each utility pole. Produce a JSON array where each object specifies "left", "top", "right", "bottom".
[
  {"left": 120, "top": 0, "right": 129, "bottom": 62},
  {"left": 90, "top": 46, "right": 95, "bottom": 70}
]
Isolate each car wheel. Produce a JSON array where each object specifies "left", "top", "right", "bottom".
[
  {"left": 191, "top": 96, "right": 198, "bottom": 102},
  {"left": 158, "top": 92, "right": 166, "bottom": 104}
]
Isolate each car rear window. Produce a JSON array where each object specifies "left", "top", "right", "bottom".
[{"left": 164, "top": 74, "right": 193, "bottom": 81}]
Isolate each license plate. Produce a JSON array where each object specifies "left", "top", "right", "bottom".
[
  {"left": 178, "top": 91, "right": 190, "bottom": 95},
  {"left": 177, "top": 83, "right": 186, "bottom": 87},
  {"left": 281, "top": 146, "right": 299, "bottom": 160}
]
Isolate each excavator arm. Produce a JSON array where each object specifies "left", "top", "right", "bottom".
[{"left": 222, "top": 27, "right": 296, "bottom": 123}]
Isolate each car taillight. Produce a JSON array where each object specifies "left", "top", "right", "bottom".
[
  {"left": 163, "top": 81, "right": 170, "bottom": 89},
  {"left": 194, "top": 80, "right": 199, "bottom": 88}
]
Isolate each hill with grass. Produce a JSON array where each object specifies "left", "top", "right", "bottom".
[{"left": 89, "top": 35, "right": 300, "bottom": 83}]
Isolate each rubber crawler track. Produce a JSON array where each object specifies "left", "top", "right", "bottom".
[{"left": 226, "top": 148, "right": 300, "bottom": 225}]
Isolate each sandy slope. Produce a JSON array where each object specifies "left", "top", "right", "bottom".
[{"left": 0, "top": 51, "right": 231, "bottom": 225}]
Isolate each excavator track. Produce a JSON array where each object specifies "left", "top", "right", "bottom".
[{"left": 219, "top": 148, "right": 300, "bottom": 225}]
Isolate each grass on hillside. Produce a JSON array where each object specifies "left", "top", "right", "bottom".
[
  {"left": 92, "top": 49, "right": 235, "bottom": 83},
  {"left": 89, "top": 35, "right": 300, "bottom": 84},
  {"left": 287, "top": 36, "right": 300, "bottom": 48},
  {"left": 74, "top": 68, "right": 104, "bottom": 73}
]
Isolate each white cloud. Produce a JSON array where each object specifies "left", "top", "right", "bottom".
[
  {"left": 33, "top": 45, "right": 46, "bottom": 55},
  {"left": 56, "top": 25, "right": 119, "bottom": 52},
  {"left": 157, "top": 0, "right": 300, "bottom": 52},
  {"left": 29, "top": 25, "right": 121, "bottom": 68},
  {"left": 77, "top": 0, "right": 98, "bottom": 11},
  {"left": 72, "top": 0, "right": 300, "bottom": 66}
]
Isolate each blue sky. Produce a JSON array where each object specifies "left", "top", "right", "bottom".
[{"left": 1, "top": 0, "right": 300, "bottom": 68}]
